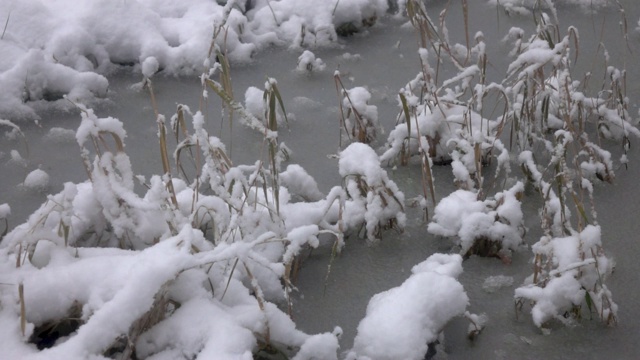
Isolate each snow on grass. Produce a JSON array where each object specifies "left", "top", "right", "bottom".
[
  {"left": 515, "top": 225, "right": 617, "bottom": 328},
  {"left": 296, "top": 50, "right": 326, "bottom": 73},
  {"left": 279, "top": 164, "right": 324, "bottom": 202},
  {"left": 487, "top": 0, "right": 611, "bottom": 16},
  {"left": 428, "top": 182, "right": 525, "bottom": 257},
  {"left": 338, "top": 84, "right": 381, "bottom": 144},
  {"left": 339, "top": 142, "right": 406, "bottom": 242},
  {"left": 0, "top": 102, "right": 411, "bottom": 358},
  {"left": 8, "top": 150, "right": 27, "bottom": 167}
]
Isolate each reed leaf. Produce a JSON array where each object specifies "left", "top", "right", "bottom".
[{"left": 19, "top": 283, "right": 26, "bottom": 337}]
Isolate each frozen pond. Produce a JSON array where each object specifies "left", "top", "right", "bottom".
[{"left": 2, "top": 1, "right": 640, "bottom": 359}]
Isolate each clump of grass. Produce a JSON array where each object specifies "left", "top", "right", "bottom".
[
  {"left": 339, "top": 143, "right": 406, "bottom": 242},
  {"left": 498, "top": 8, "right": 629, "bottom": 327},
  {"left": 334, "top": 72, "right": 380, "bottom": 145},
  {"left": 1, "top": 9, "right": 10, "bottom": 40},
  {"left": 19, "top": 283, "right": 26, "bottom": 337},
  {"left": 396, "top": 0, "right": 627, "bottom": 329}
]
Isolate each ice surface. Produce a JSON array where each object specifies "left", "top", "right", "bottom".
[{"left": 482, "top": 275, "right": 514, "bottom": 293}]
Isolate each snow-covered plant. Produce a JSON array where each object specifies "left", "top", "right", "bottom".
[
  {"left": 428, "top": 182, "right": 525, "bottom": 260},
  {"left": 387, "top": 0, "right": 630, "bottom": 331},
  {"left": 516, "top": 144, "right": 618, "bottom": 327},
  {"left": 346, "top": 253, "right": 470, "bottom": 360},
  {"left": 381, "top": 12, "right": 509, "bottom": 175},
  {"left": 0, "top": 119, "right": 27, "bottom": 155},
  {"left": 515, "top": 224, "right": 616, "bottom": 328},
  {"left": 488, "top": 0, "right": 612, "bottom": 17},
  {"left": 381, "top": 75, "right": 502, "bottom": 168},
  {"left": 499, "top": 15, "right": 636, "bottom": 328},
  {"left": 243, "top": 77, "right": 290, "bottom": 128},
  {"left": 339, "top": 142, "right": 406, "bottom": 242},
  {"left": 0, "top": 103, "right": 353, "bottom": 358},
  {"left": 296, "top": 50, "right": 326, "bottom": 73},
  {"left": 0, "top": 46, "right": 417, "bottom": 354},
  {"left": 334, "top": 72, "right": 381, "bottom": 145}
]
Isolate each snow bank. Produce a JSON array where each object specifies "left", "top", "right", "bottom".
[
  {"left": 347, "top": 253, "right": 469, "bottom": 360},
  {"left": 0, "top": 0, "right": 389, "bottom": 120}
]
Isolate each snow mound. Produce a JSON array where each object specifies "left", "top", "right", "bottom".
[
  {"left": 296, "top": 50, "right": 326, "bottom": 73},
  {"left": 0, "top": 0, "right": 389, "bottom": 120},
  {"left": 22, "top": 169, "right": 50, "bottom": 191},
  {"left": 428, "top": 182, "right": 525, "bottom": 257},
  {"left": 0, "top": 203, "right": 10, "bottom": 219},
  {"left": 347, "top": 253, "right": 469, "bottom": 360},
  {"left": 44, "top": 127, "right": 77, "bottom": 143}
]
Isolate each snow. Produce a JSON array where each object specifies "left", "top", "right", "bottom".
[
  {"left": 516, "top": 225, "right": 617, "bottom": 328},
  {"left": 9, "top": 149, "right": 27, "bottom": 167},
  {"left": 489, "top": 0, "right": 612, "bottom": 16},
  {"left": 44, "top": 127, "right": 76, "bottom": 143},
  {"left": 296, "top": 50, "right": 326, "bottom": 73},
  {"left": 22, "top": 169, "right": 50, "bottom": 191},
  {"left": 141, "top": 56, "right": 160, "bottom": 78},
  {"left": 244, "top": 86, "right": 266, "bottom": 121},
  {"left": 0, "top": 0, "right": 389, "bottom": 120},
  {"left": 347, "top": 254, "right": 469, "bottom": 360},
  {"left": 428, "top": 182, "right": 525, "bottom": 256},
  {"left": 0, "top": 99, "right": 410, "bottom": 358},
  {"left": 292, "top": 328, "right": 341, "bottom": 360},
  {"left": 0, "top": 203, "right": 10, "bottom": 219},
  {"left": 339, "top": 143, "right": 406, "bottom": 242},
  {"left": 280, "top": 164, "right": 324, "bottom": 201}
]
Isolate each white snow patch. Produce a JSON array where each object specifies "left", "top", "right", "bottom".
[
  {"left": 348, "top": 254, "right": 468, "bottom": 360},
  {"left": 44, "top": 127, "right": 76, "bottom": 143},
  {"left": 296, "top": 50, "right": 326, "bottom": 73},
  {"left": 0, "top": 203, "right": 10, "bottom": 219},
  {"left": 22, "top": 169, "right": 50, "bottom": 191}
]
